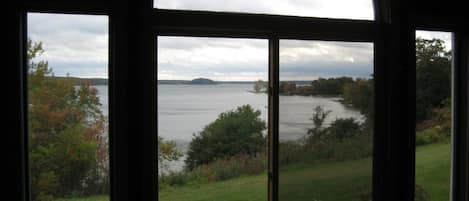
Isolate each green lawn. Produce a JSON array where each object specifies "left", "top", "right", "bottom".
[
  {"left": 416, "top": 142, "right": 451, "bottom": 201},
  {"left": 57, "top": 142, "right": 451, "bottom": 201}
]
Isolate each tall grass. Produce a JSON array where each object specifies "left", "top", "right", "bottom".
[
  {"left": 280, "top": 134, "right": 372, "bottom": 166},
  {"left": 159, "top": 153, "right": 266, "bottom": 189}
]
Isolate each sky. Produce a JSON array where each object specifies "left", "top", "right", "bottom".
[
  {"left": 28, "top": 13, "right": 108, "bottom": 78},
  {"left": 27, "top": 7, "right": 452, "bottom": 81},
  {"left": 154, "top": 0, "right": 374, "bottom": 20}
]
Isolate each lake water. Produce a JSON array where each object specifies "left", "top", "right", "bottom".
[{"left": 94, "top": 84, "right": 363, "bottom": 172}]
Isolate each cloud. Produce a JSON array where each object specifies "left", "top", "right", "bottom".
[
  {"left": 158, "top": 37, "right": 374, "bottom": 81},
  {"left": 28, "top": 13, "right": 108, "bottom": 78},
  {"left": 158, "top": 36, "right": 269, "bottom": 81},
  {"left": 154, "top": 0, "right": 374, "bottom": 20},
  {"left": 28, "top": 12, "right": 391, "bottom": 81}
]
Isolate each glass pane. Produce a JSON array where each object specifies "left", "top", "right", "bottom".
[
  {"left": 415, "top": 30, "right": 453, "bottom": 201},
  {"left": 157, "top": 36, "right": 268, "bottom": 201},
  {"left": 279, "top": 40, "right": 374, "bottom": 201},
  {"left": 154, "top": 0, "right": 374, "bottom": 20},
  {"left": 28, "top": 13, "right": 109, "bottom": 201}
]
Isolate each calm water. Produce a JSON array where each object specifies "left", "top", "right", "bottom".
[
  {"left": 94, "top": 84, "right": 363, "bottom": 172},
  {"left": 94, "top": 85, "right": 108, "bottom": 117},
  {"left": 158, "top": 84, "right": 362, "bottom": 142}
]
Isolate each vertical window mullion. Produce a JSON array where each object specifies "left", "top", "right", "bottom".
[
  {"left": 451, "top": 32, "right": 469, "bottom": 201},
  {"left": 268, "top": 37, "right": 279, "bottom": 201}
]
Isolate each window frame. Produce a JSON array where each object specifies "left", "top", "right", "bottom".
[{"left": 7, "top": 0, "right": 469, "bottom": 201}]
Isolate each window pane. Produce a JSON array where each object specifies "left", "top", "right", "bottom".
[
  {"left": 157, "top": 36, "right": 268, "bottom": 201},
  {"left": 415, "top": 30, "right": 453, "bottom": 201},
  {"left": 154, "top": 0, "right": 374, "bottom": 20},
  {"left": 279, "top": 40, "right": 374, "bottom": 201},
  {"left": 28, "top": 13, "right": 109, "bottom": 201}
]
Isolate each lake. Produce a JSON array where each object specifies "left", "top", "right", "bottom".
[{"left": 94, "top": 84, "right": 363, "bottom": 172}]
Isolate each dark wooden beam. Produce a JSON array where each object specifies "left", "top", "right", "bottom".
[
  {"left": 22, "top": 0, "right": 110, "bottom": 14},
  {"left": 153, "top": 9, "right": 376, "bottom": 42}
]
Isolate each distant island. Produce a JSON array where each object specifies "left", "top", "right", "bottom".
[
  {"left": 187, "top": 78, "right": 216, "bottom": 85},
  {"left": 158, "top": 78, "right": 255, "bottom": 85}
]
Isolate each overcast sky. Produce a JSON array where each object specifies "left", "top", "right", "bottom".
[
  {"left": 154, "top": 0, "right": 374, "bottom": 20},
  {"left": 28, "top": 10, "right": 452, "bottom": 81},
  {"left": 28, "top": 13, "right": 108, "bottom": 78}
]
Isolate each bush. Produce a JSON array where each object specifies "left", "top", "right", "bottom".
[
  {"left": 279, "top": 134, "right": 372, "bottom": 166},
  {"left": 281, "top": 106, "right": 373, "bottom": 165},
  {"left": 196, "top": 153, "right": 266, "bottom": 181},
  {"left": 327, "top": 118, "right": 361, "bottom": 141},
  {"left": 159, "top": 171, "right": 193, "bottom": 187},
  {"left": 416, "top": 127, "right": 448, "bottom": 146},
  {"left": 35, "top": 171, "right": 59, "bottom": 201},
  {"left": 159, "top": 153, "right": 266, "bottom": 188},
  {"left": 186, "top": 105, "right": 266, "bottom": 170}
]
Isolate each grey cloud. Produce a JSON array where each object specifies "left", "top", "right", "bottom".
[
  {"left": 46, "top": 61, "right": 108, "bottom": 78},
  {"left": 158, "top": 36, "right": 267, "bottom": 50},
  {"left": 158, "top": 37, "right": 373, "bottom": 81},
  {"left": 155, "top": 0, "right": 373, "bottom": 20},
  {"left": 28, "top": 13, "right": 108, "bottom": 78},
  {"left": 28, "top": 13, "right": 108, "bottom": 35}
]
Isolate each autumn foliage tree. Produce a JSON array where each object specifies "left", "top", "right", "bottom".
[{"left": 28, "top": 39, "right": 108, "bottom": 200}]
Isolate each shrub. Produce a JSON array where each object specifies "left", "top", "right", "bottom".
[
  {"left": 198, "top": 153, "right": 266, "bottom": 181},
  {"left": 327, "top": 118, "right": 361, "bottom": 141},
  {"left": 159, "top": 153, "right": 266, "bottom": 188},
  {"left": 35, "top": 171, "right": 59, "bottom": 201},
  {"left": 159, "top": 171, "right": 192, "bottom": 187},
  {"left": 416, "top": 127, "right": 447, "bottom": 146},
  {"left": 186, "top": 105, "right": 266, "bottom": 170}
]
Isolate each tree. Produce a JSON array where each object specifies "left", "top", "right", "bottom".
[
  {"left": 28, "top": 39, "right": 107, "bottom": 200},
  {"left": 279, "top": 81, "right": 297, "bottom": 95},
  {"left": 306, "top": 106, "right": 331, "bottom": 142},
  {"left": 310, "top": 77, "right": 354, "bottom": 95},
  {"left": 253, "top": 79, "right": 268, "bottom": 93},
  {"left": 185, "top": 105, "right": 266, "bottom": 170},
  {"left": 307, "top": 106, "right": 362, "bottom": 141},
  {"left": 158, "top": 137, "right": 182, "bottom": 174},
  {"left": 327, "top": 118, "right": 361, "bottom": 141},
  {"left": 342, "top": 78, "right": 373, "bottom": 116},
  {"left": 416, "top": 38, "right": 451, "bottom": 123}
]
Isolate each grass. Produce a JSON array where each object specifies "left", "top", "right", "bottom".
[
  {"left": 415, "top": 142, "right": 451, "bottom": 201},
  {"left": 56, "top": 142, "right": 451, "bottom": 201},
  {"left": 278, "top": 158, "right": 372, "bottom": 201},
  {"left": 54, "top": 195, "right": 108, "bottom": 201}
]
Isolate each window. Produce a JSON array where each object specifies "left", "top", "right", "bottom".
[
  {"left": 9, "top": 1, "right": 469, "bottom": 201},
  {"left": 279, "top": 40, "right": 374, "bottom": 201},
  {"left": 27, "top": 13, "right": 109, "bottom": 201},
  {"left": 154, "top": 0, "right": 374, "bottom": 20},
  {"left": 415, "top": 30, "right": 453, "bottom": 201},
  {"left": 157, "top": 36, "right": 268, "bottom": 201}
]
